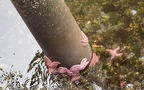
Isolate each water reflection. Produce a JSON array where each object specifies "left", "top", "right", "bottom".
[{"left": 0, "top": 0, "right": 41, "bottom": 77}]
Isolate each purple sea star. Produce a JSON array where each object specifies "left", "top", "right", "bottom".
[
  {"left": 57, "top": 67, "right": 69, "bottom": 77},
  {"left": 44, "top": 56, "right": 60, "bottom": 68},
  {"left": 58, "top": 58, "right": 89, "bottom": 82},
  {"left": 105, "top": 46, "right": 123, "bottom": 61},
  {"left": 44, "top": 56, "right": 89, "bottom": 82},
  {"left": 44, "top": 56, "right": 60, "bottom": 74},
  {"left": 70, "top": 58, "right": 89, "bottom": 73},
  {"left": 71, "top": 75, "right": 81, "bottom": 82}
]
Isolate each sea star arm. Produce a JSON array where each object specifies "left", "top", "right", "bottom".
[
  {"left": 81, "top": 31, "right": 89, "bottom": 47},
  {"left": 89, "top": 53, "right": 100, "bottom": 67}
]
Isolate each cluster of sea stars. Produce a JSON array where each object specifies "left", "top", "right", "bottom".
[
  {"left": 81, "top": 31, "right": 101, "bottom": 67},
  {"left": 89, "top": 46, "right": 123, "bottom": 67},
  {"left": 44, "top": 31, "right": 123, "bottom": 82},
  {"left": 81, "top": 31, "right": 123, "bottom": 63},
  {"left": 43, "top": 46, "right": 123, "bottom": 82},
  {"left": 44, "top": 56, "right": 89, "bottom": 82},
  {"left": 43, "top": 31, "right": 90, "bottom": 82}
]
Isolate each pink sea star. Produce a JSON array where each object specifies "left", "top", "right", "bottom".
[
  {"left": 48, "top": 68, "right": 58, "bottom": 75},
  {"left": 44, "top": 56, "right": 89, "bottom": 82},
  {"left": 57, "top": 67, "right": 81, "bottom": 81},
  {"left": 81, "top": 31, "right": 89, "bottom": 47},
  {"left": 89, "top": 53, "right": 100, "bottom": 67},
  {"left": 44, "top": 56, "right": 60, "bottom": 74},
  {"left": 70, "top": 58, "right": 89, "bottom": 73},
  {"left": 57, "top": 67, "right": 72, "bottom": 77},
  {"left": 44, "top": 56, "right": 60, "bottom": 68},
  {"left": 71, "top": 75, "right": 81, "bottom": 82},
  {"left": 57, "top": 58, "right": 89, "bottom": 82},
  {"left": 105, "top": 46, "right": 123, "bottom": 61}
]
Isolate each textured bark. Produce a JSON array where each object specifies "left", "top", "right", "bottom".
[{"left": 11, "top": 0, "right": 92, "bottom": 68}]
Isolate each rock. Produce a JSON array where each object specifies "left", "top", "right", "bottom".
[{"left": 92, "top": 82, "right": 102, "bottom": 90}]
